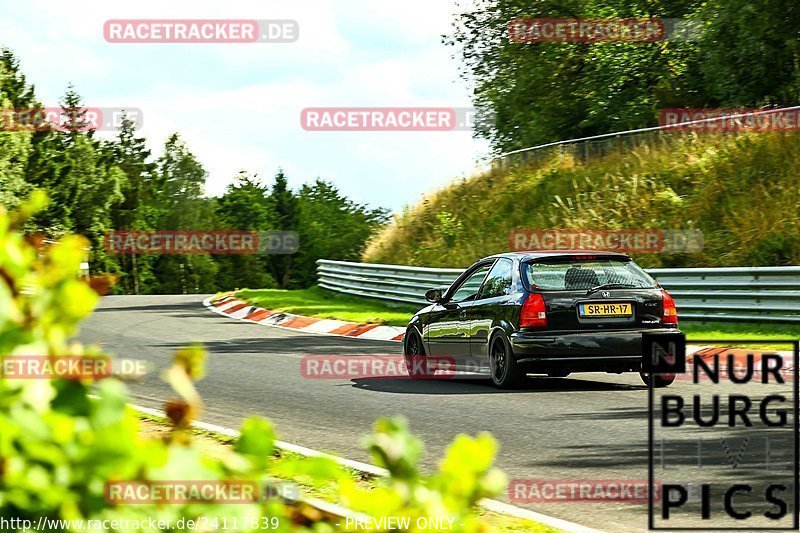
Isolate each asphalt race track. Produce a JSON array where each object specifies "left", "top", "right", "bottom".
[{"left": 78, "top": 295, "right": 797, "bottom": 532}]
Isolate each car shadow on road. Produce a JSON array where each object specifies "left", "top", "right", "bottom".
[
  {"left": 350, "top": 375, "right": 646, "bottom": 395},
  {"left": 153, "top": 335, "right": 402, "bottom": 355}
]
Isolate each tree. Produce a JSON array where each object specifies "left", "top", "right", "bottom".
[
  {"left": 24, "top": 128, "right": 71, "bottom": 235},
  {"left": 150, "top": 133, "right": 218, "bottom": 294},
  {"left": 214, "top": 171, "right": 276, "bottom": 290},
  {"left": 64, "top": 135, "right": 124, "bottom": 242},
  {"left": 21, "top": 85, "right": 125, "bottom": 254},
  {"left": 0, "top": 126, "right": 32, "bottom": 212},
  {"left": 698, "top": 0, "right": 800, "bottom": 107},
  {"left": 155, "top": 133, "right": 208, "bottom": 223},
  {"left": 265, "top": 169, "right": 299, "bottom": 288},
  {"left": 0, "top": 48, "right": 36, "bottom": 108},
  {"left": 60, "top": 83, "right": 94, "bottom": 140},
  {"left": 216, "top": 171, "right": 274, "bottom": 230},
  {"left": 1, "top": 47, "right": 389, "bottom": 295},
  {"left": 109, "top": 112, "right": 157, "bottom": 294},
  {"left": 295, "top": 179, "right": 388, "bottom": 287},
  {"left": 0, "top": 49, "right": 35, "bottom": 212},
  {"left": 445, "top": 0, "right": 800, "bottom": 152}
]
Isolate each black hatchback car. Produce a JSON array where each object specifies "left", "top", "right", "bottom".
[{"left": 403, "top": 251, "right": 683, "bottom": 388}]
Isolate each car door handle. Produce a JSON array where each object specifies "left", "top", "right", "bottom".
[{"left": 459, "top": 310, "right": 467, "bottom": 319}]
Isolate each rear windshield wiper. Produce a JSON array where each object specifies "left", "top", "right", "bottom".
[{"left": 586, "top": 283, "right": 637, "bottom": 295}]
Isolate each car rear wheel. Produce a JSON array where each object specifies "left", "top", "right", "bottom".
[
  {"left": 489, "top": 334, "right": 522, "bottom": 388},
  {"left": 404, "top": 330, "right": 430, "bottom": 379},
  {"left": 639, "top": 371, "right": 675, "bottom": 388}
]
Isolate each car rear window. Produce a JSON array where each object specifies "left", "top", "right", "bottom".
[{"left": 522, "top": 259, "right": 658, "bottom": 291}]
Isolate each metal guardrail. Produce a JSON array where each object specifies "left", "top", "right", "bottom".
[
  {"left": 491, "top": 106, "right": 800, "bottom": 168},
  {"left": 317, "top": 259, "right": 800, "bottom": 323}
]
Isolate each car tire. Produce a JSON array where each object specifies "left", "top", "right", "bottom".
[
  {"left": 640, "top": 371, "right": 676, "bottom": 388},
  {"left": 489, "top": 334, "right": 522, "bottom": 388},
  {"left": 404, "top": 329, "right": 430, "bottom": 379}
]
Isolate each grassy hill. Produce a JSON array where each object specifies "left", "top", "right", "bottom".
[{"left": 363, "top": 133, "right": 800, "bottom": 269}]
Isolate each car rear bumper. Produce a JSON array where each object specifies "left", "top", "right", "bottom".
[{"left": 510, "top": 328, "right": 682, "bottom": 372}]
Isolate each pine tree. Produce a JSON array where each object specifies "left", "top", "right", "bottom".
[
  {"left": 294, "top": 179, "right": 388, "bottom": 287},
  {"left": 266, "top": 169, "right": 299, "bottom": 288},
  {"left": 0, "top": 49, "right": 34, "bottom": 211},
  {"left": 0, "top": 48, "right": 36, "bottom": 108},
  {"left": 109, "top": 112, "right": 157, "bottom": 293},
  {"left": 150, "top": 133, "right": 218, "bottom": 294},
  {"left": 60, "top": 83, "right": 93, "bottom": 140},
  {"left": 215, "top": 171, "right": 276, "bottom": 290}
]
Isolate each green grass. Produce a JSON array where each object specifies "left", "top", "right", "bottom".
[
  {"left": 681, "top": 321, "right": 800, "bottom": 349},
  {"left": 237, "top": 287, "right": 800, "bottom": 345},
  {"left": 363, "top": 132, "right": 800, "bottom": 270},
  {"left": 236, "top": 285, "right": 421, "bottom": 327}
]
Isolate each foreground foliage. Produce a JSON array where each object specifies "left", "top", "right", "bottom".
[{"left": 0, "top": 196, "right": 505, "bottom": 531}]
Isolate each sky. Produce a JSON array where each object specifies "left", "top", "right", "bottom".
[{"left": 0, "top": 0, "right": 491, "bottom": 213}]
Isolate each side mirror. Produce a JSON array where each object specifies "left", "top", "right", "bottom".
[{"left": 425, "top": 288, "right": 444, "bottom": 303}]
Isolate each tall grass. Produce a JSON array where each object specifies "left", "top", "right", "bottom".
[{"left": 363, "top": 133, "right": 800, "bottom": 268}]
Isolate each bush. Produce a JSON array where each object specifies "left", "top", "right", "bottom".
[{"left": 0, "top": 192, "right": 505, "bottom": 532}]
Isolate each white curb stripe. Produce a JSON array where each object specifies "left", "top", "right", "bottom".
[
  {"left": 686, "top": 345, "right": 704, "bottom": 356},
  {"left": 302, "top": 319, "right": 352, "bottom": 333},
  {"left": 228, "top": 305, "right": 256, "bottom": 319},
  {"left": 215, "top": 300, "right": 244, "bottom": 312},
  {"left": 357, "top": 325, "right": 406, "bottom": 341},
  {"left": 130, "top": 402, "right": 599, "bottom": 533}
]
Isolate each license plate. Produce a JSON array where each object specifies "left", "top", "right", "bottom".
[{"left": 579, "top": 302, "right": 633, "bottom": 317}]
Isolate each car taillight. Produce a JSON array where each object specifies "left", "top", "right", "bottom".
[
  {"left": 521, "top": 293, "right": 548, "bottom": 328},
  {"left": 662, "top": 290, "right": 678, "bottom": 325}
]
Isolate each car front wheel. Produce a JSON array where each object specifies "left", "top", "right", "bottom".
[{"left": 404, "top": 329, "right": 430, "bottom": 379}]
